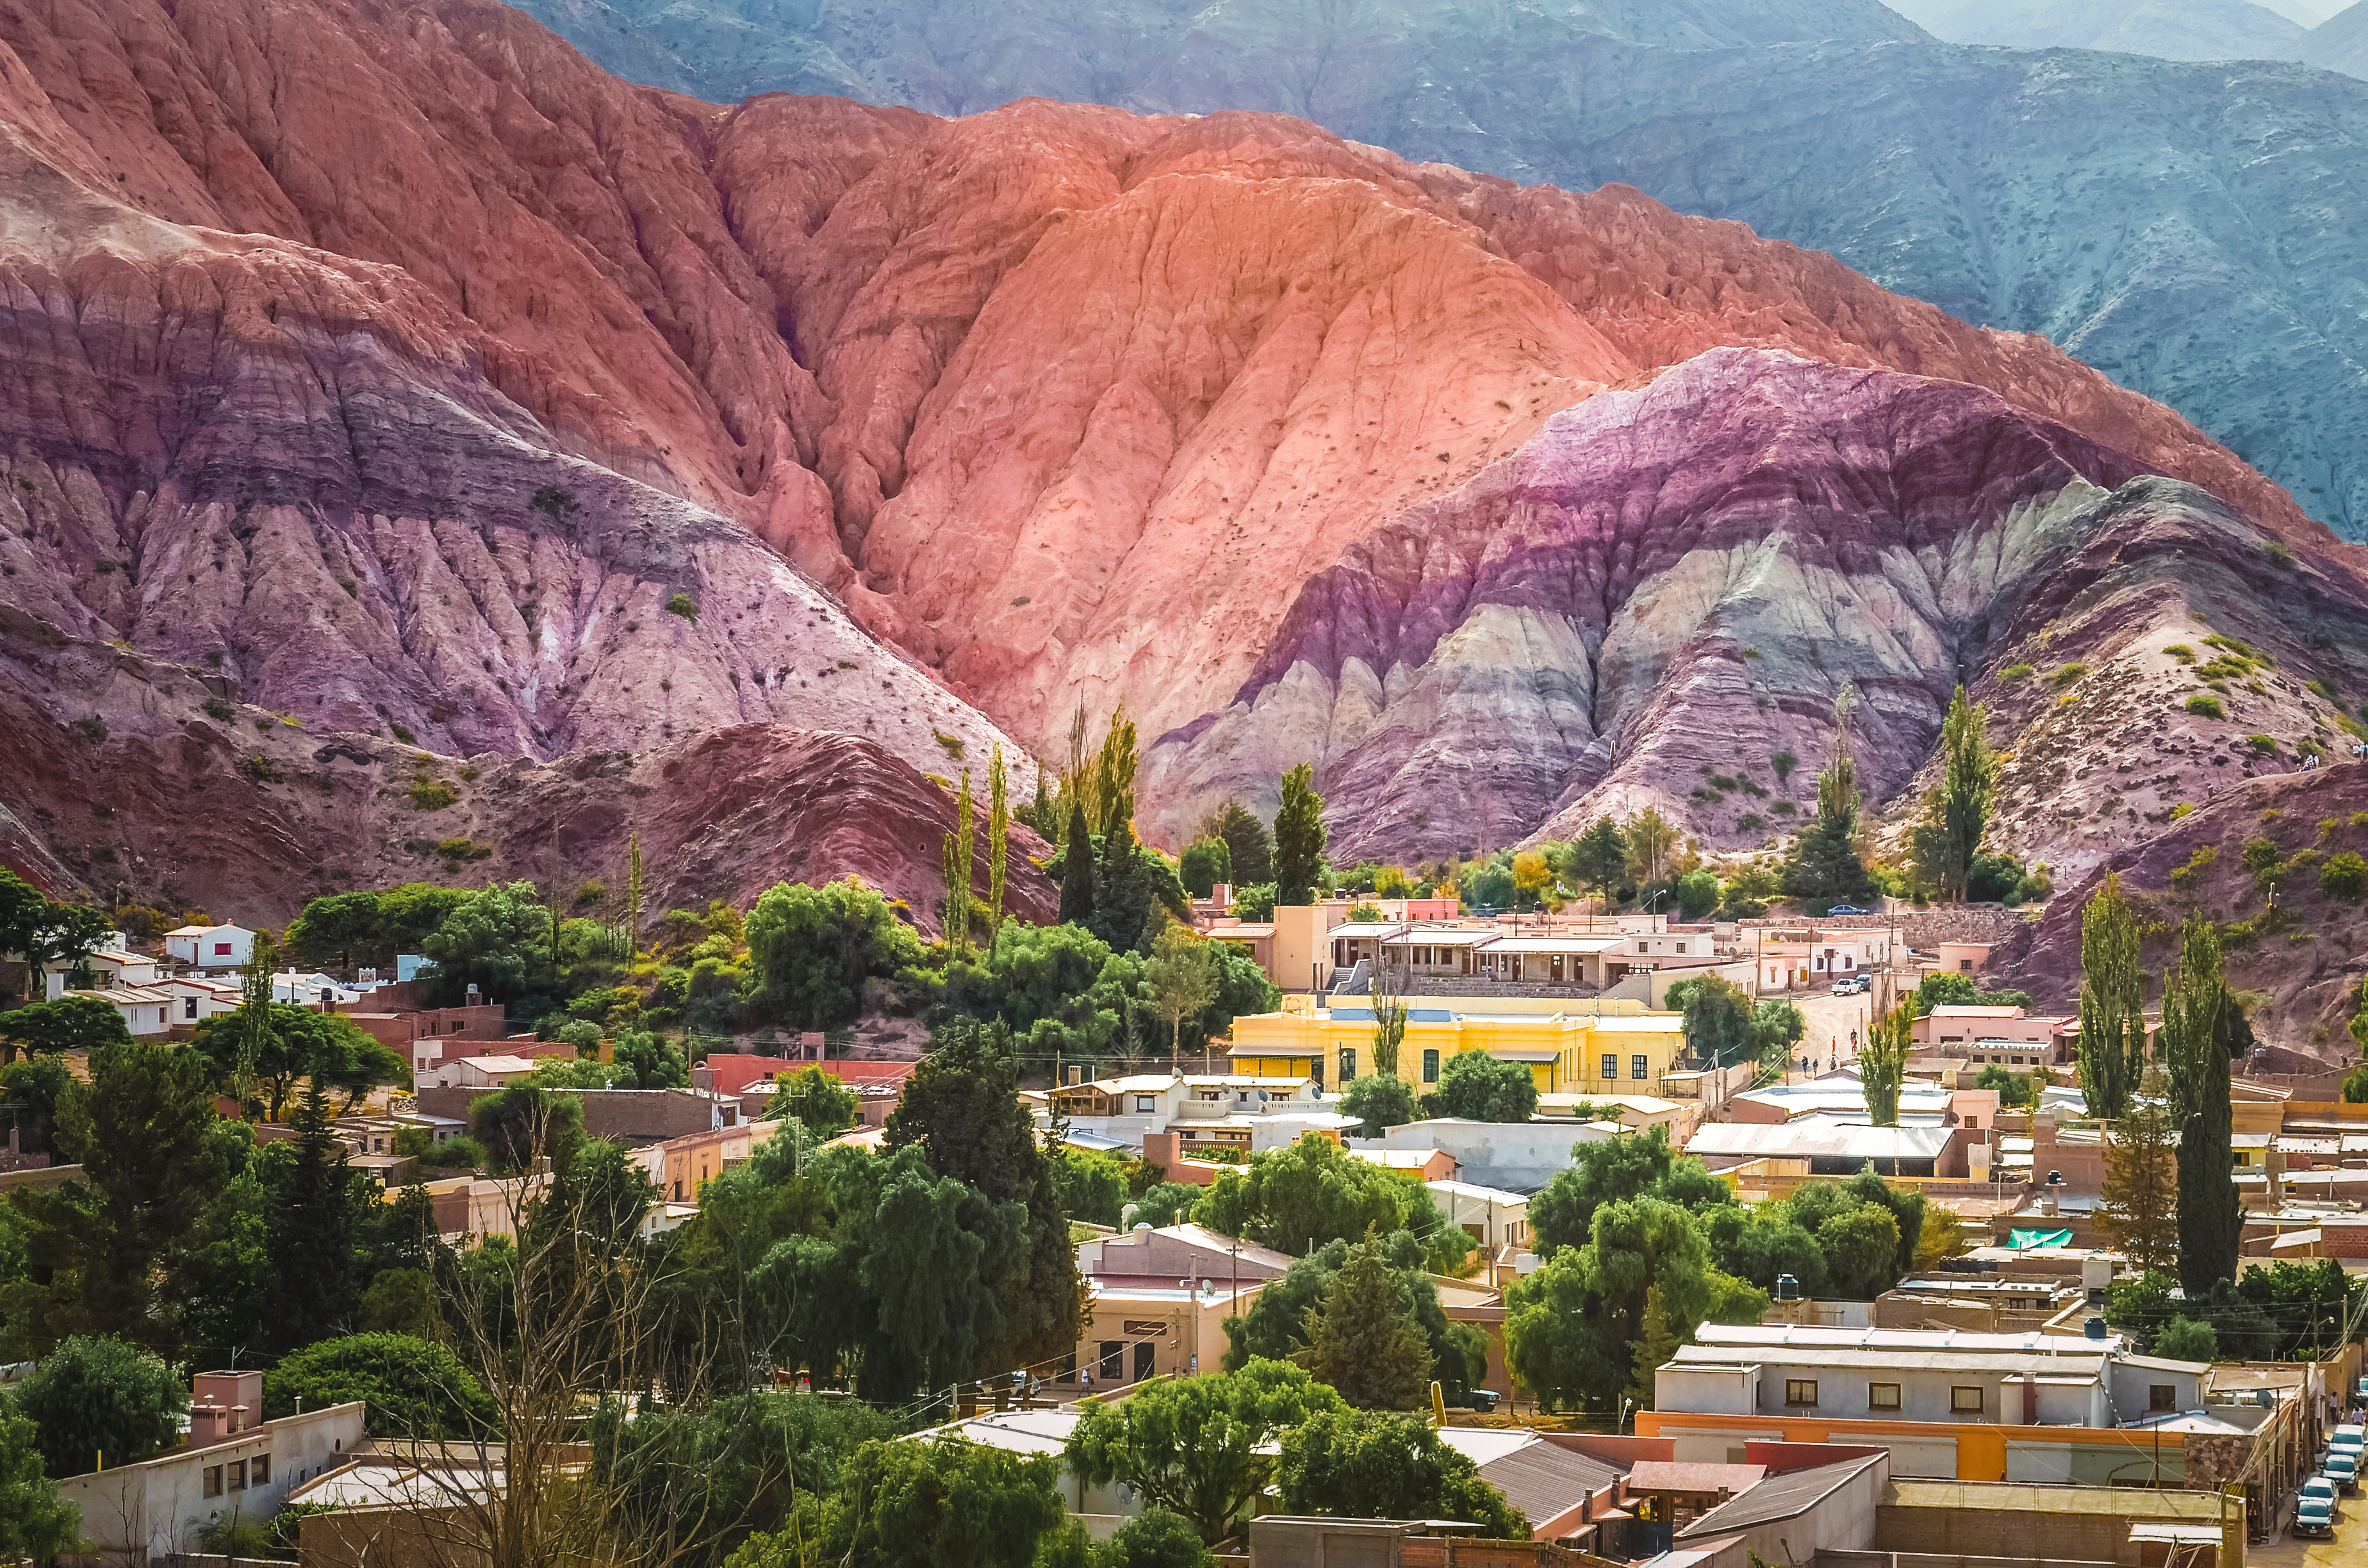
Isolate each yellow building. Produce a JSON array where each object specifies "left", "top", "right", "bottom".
[{"left": 1228, "top": 996, "right": 1690, "bottom": 1096}]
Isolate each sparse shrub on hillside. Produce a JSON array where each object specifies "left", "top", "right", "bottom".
[
  {"left": 2265, "top": 540, "right": 2298, "bottom": 571},
  {"left": 2321, "top": 817, "right": 2342, "bottom": 840},
  {"left": 1770, "top": 749, "right": 1797, "bottom": 785},
  {"left": 390, "top": 723, "right": 416, "bottom": 744},
  {"left": 664, "top": 591, "right": 698, "bottom": 621},
  {"left": 2308, "top": 678, "right": 2340, "bottom": 703},
  {"left": 408, "top": 779, "right": 457, "bottom": 812},
  {"left": 2051, "top": 662, "right": 2087, "bottom": 687},
  {"left": 2321, "top": 853, "right": 2368, "bottom": 902},
  {"left": 2168, "top": 803, "right": 2195, "bottom": 820},
  {"left": 202, "top": 697, "right": 234, "bottom": 723},
  {"left": 529, "top": 484, "right": 577, "bottom": 520},
  {"left": 2166, "top": 845, "right": 2217, "bottom": 895},
  {"left": 70, "top": 714, "right": 106, "bottom": 743},
  {"left": 2246, "top": 734, "right": 2278, "bottom": 756},
  {"left": 2164, "top": 644, "right": 2196, "bottom": 664},
  {"left": 2186, "top": 694, "right": 2224, "bottom": 719},
  {"left": 240, "top": 753, "right": 280, "bottom": 783},
  {"left": 2000, "top": 662, "right": 2034, "bottom": 682}
]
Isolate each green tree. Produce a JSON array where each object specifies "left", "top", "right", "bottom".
[
  {"left": 1568, "top": 817, "right": 1629, "bottom": 906},
  {"left": 1859, "top": 1000, "right": 1914, "bottom": 1127},
  {"left": 1429, "top": 1051, "right": 1538, "bottom": 1122},
  {"left": 1200, "top": 800, "right": 1274, "bottom": 887},
  {"left": 1129, "top": 1182, "right": 1203, "bottom": 1229},
  {"left": 1679, "top": 977, "right": 1759, "bottom": 1070},
  {"left": 1909, "top": 685, "right": 1996, "bottom": 902},
  {"left": 10, "top": 1041, "right": 226, "bottom": 1354},
  {"left": 419, "top": 881, "right": 553, "bottom": 1007},
  {"left": 1338, "top": 1074, "right": 1420, "bottom": 1138},
  {"left": 1272, "top": 764, "right": 1328, "bottom": 906},
  {"left": 192, "top": 1004, "right": 394, "bottom": 1120},
  {"left": 1295, "top": 1232, "right": 1435, "bottom": 1409},
  {"left": 942, "top": 768, "right": 977, "bottom": 959},
  {"left": 1529, "top": 1125, "right": 1729, "bottom": 1254},
  {"left": 1049, "top": 1145, "right": 1130, "bottom": 1229},
  {"left": 1622, "top": 810, "right": 1679, "bottom": 890},
  {"left": 987, "top": 747, "right": 1011, "bottom": 947},
  {"left": 1194, "top": 1133, "right": 1413, "bottom": 1256},
  {"left": 470, "top": 1084, "right": 586, "bottom": 1173},
  {"left": 1752, "top": 999, "right": 1806, "bottom": 1071},
  {"left": 1178, "top": 840, "right": 1231, "bottom": 899},
  {"left": 2076, "top": 871, "right": 2148, "bottom": 1120},
  {"left": 1627, "top": 1281, "right": 1683, "bottom": 1410},
  {"left": 2100, "top": 1068, "right": 2180, "bottom": 1274},
  {"left": 16, "top": 1334, "right": 186, "bottom": 1476},
  {"left": 1781, "top": 685, "right": 1874, "bottom": 904},
  {"left": 1815, "top": 1205, "right": 1903, "bottom": 1299},
  {"left": 1059, "top": 802, "right": 1099, "bottom": 927},
  {"left": 1101, "top": 1509, "right": 1216, "bottom": 1568},
  {"left": 1275, "top": 1408, "right": 1525, "bottom": 1538},
  {"left": 1975, "top": 1063, "right": 2034, "bottom": 1107},
  {"left": 0, "top": 1389, "right": 76, "bottom": 1560},
  {"left": 2153, "top": 1315, "right": 2219, "bottom": 1364},
  {"left": 796, "top": 1437, "right": 1065, "bottom": 1568},
  {"left": 768, "top": 1065, "right": 857, "bottom": 1136},
  {"left": 884, "top": 1019, "right": 1081, "bottom": 1373},
  {"left": 0, "top": 995, "right": 131, "bottom": 1061},
  {"left": 1505, "top": 1196, "right": 1720, "bottom": 1410},
  {"left": 743, "top": 878, "right": 926, "bottom": 1029},
  {"left": 2164, "top": 912, "right": 2245, "bottom": 1294},
  {"left": 1222, "top": 1234, "right": 1487, "bottom": 1398},
  {"left": 1673, "top": 869, "right": 1720, "bottom": 920},
  {"left": 0, "top": 1056, "right": 72, "bottom": 1153},
  {"left": 1065, "top": 1359, "right": 1345, "bottom": 1543},
  {"left": 263, "top": 1332, "right": 495, "bottom": 1437},
  {"left": 260, "top": 1078, "right": 373, "bottom": 1346},
  {"left": 284, "top": 890, "right": 386, "bottom": 971},
  {"left": 1143, "top": 924, "right": 1221, "bottom": 1057}
]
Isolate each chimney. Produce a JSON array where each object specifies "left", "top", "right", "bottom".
[{"left": 189, "top": 1401, "right": 229, "bottom": 1445}]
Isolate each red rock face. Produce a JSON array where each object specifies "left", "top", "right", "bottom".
[{"left": 0, "top": 0, "right": 2354, "bottom": 917}]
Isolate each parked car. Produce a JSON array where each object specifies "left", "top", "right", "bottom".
[
  {"left": 2333, "top": 1423, "right": 2365, "bottom": 1458},
  {"left": 2296, "top": 1475, "right": 2338, "bottom": 1537},
  {"left": 1825, "top": 904, "right": 1871, "bottom": 915},
  {"left": 1830, "top": 975, "right": 1870, "bottom": 995},
  {"left": 2326, "top": 1450, "right": 2358, "bottom": 1494}
]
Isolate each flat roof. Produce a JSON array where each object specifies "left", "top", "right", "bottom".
[
  {"left": 1481, "top": 936, "right": 1631, "bottom": 953},
  {"left": 1687, "top": 1122, "right": 1952, "bottom": 1161},
  {"left": 1694, "top": 1325, "right": 2122, "bottom": 1355}
]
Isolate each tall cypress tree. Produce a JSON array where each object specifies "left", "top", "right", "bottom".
[
  {"left": 265, "top": 1077, "right": 364, "bottom": 1348},
  {"left": 2076, "top": 872, "right": 2148, "bottom": 1120},
  {"left": 1093, "top": 798, "right": 1158, "bottom": 954},
  {"left": 1780, "top": 685, "right": 1873, "bottom": 903},
  {"left": 1058, "top": 801, "right": 1097, "bottom": 927},
  {"left": 2164, "top": 913, "right": 2246, "bottom": 1294},
  {"left": 986, "top": 747, "right": 1010, "bottom": 950}
]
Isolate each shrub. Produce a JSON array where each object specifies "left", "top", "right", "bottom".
[
  {"left": 2245, "top": 734, "right": 2278, "bottom": 756},
  {"left": 240, "top": 753, "right": 281, "bottom": 782},
  {"left": 408, "top": 778, "right": 458, "bottom": 811},
  {"left": 70, "top": 714, "right": 107, "bottom": 744},
  {"left": 202, "top": 697, "right": 234, "bottom": 723},
  {"left": 2163, "top": 644, "right": 2196, "bottom": 664},
  {"left": 2321, "top": 853, "right": 2368, "bottom": 902},
  {"left": 1999, "top": 662, "right": 2034, "bottom": 681},
  {"left": 390, "top": 722, "right": 416, "bottom": 743},
  {"left": 529, "top": 484, "right": 577, "bottom": 520},
  {"left": 664, "top": 591, "right": 699, "bottom": 621},
  {"left": 2168, "top": 803, "right": 2194, "bottom": 820},
  {"left": 2050, "top": 662, "right": 2087, "bottom": 688},
  {"left": 2264, "top": 540, "right": 2298, "bottom": 571},
  {"left": 2185, "top": 694, "right": 2224, "bottom": 719}
]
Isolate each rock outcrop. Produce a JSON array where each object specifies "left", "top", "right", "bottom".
[
  {"left": 513, "top": 0, "right": 2368, "bottom": 539},
  {"left": 1142, "top": 349, "right": 2368, "bottom": 872}
]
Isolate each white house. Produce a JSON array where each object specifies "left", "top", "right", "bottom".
[
  {"left": 165, "top": 976, "right": 244, "bottom": 1027},
  {"left": 271, "top": 971, "right": 363, "bottom": 1007},
  {"left": 54, "top": 1370, "right": 365, "bottom": 1564},
  {"left": 101, "top": 986, "right": 178, "bottom": 1037},
  {"left": 165, "top": 923, "right": 258, "bottom": 969},
  {"left": 42, "top": 944, "right": 154, "bottom": 999}
]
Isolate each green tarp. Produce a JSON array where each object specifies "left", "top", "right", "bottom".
[{"left": 2007, "top": 1227, "right": 2075, "bottom": 1250}]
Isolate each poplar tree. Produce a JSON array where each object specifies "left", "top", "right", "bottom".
[
  {"left": 1911, "top": 685, "right": 1996, "bottom": 902},
  {"left": 235, "top": 932, "right": 280, "bottom": 1116},
  {"left": 625, "top": 828, "right": 644, "bottom": 958},
  {"left": 2076, "top": 872, "right": 2148, "bottom": 1120},
  {"left": 2164, "top": 912, "right": 2245, "bottom": 1293},
  {"left": 986, "top": 747, "right": 1010, "bottom": 949},
  {"left": 1059, "top": 801, "right": 1097, "bottom": 927},
  {"left": 941, "top": 769, "right": 976, "bottom": 959},
  {"left": 1860, "top": 999, "right": 1914, "bottom": 1127}
]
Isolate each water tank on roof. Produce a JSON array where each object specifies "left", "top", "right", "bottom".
[
  {"left": 2084, "top": 1316, "right": 2107, "bottom": 1341},
  {"left": 1775, "top": 1273, "right": 1801, "bottom": 1302}
]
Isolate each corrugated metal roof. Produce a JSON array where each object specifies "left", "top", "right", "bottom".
[
  {"left": 1686, "top": 1121, "right": 1952, "bottom": 1160},
  {"left": 1675, "top": 1452, "right": 1886, "bottom": 1540},
  {"left": 1471, "top": 1441, "right": 1621, "bottom": 1526}
]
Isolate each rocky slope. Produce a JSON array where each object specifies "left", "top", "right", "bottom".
[
  {"left": 515, "top": 0, "right": 2368, "bottom": 541},
  {"left": 1886, "top": 0, "right": 2306, "bottom": 60},
  {"left": 1991, "top": 764, "right": 2368, "bottom": 1057},
  {"left": 3, "top": 0, "right": 2362, "bottom": 906},
  {"left": 2290, "top": 0, "right": 2368, "bottom": 74},
  {"left": 1144, "top": 350, "right": 2368, "bottom": 870}
]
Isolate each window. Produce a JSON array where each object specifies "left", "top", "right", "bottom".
[
  {"left": 1950, "top": 1386, "right": 1984, "bottom": 1414},
  {"left": 1636, "top": 942, "right": 1650, "bottom": 954},
  {"left": 251, "top": 1454, "right": 269, "bottom": 1485},
  {"left": 1675, "top": 942, "right": 1688, "bottom": 955},
  {"left": 1784, "top": 1380, "right": 1819, "bottom": 1407},
  {"left": 1340, "top": 1048, "right": 1357, "bottom": 1083},
  {"left": 228, "top": 1459, "right": 247, "bottom": 1490},
  {"left": 1423, "top": 1049, "right": 1440, "bottom": 1084},
  {"left": 183, "top": 996, "right": 199, "bottom": 1020},
  {"left": 2150, "top": 1384, "right": 2178, "bottom": 1412},
  {"left": 1133, "top": 1095, "right": 1156, "bottom": 1113},
  {"left": 1604, "top": 1054, "right": 1619, "bottom": 1080},
  {"left": 1632, "top": 1054, "right": 1650, "bottom": 1081},
  {"left": 1960, "top": 959, "right": 1974, "bottom": 972},
  {"left": 213, "top": 942, "right": 232, "bottom": 956},
  {"left": 1869, "top": 1383, "right": 1901, "bottom": 1410},
  {"left": 204, "top": 1467, "right": 223, "bottom": 1499}
]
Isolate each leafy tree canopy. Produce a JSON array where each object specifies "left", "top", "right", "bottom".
[
  {"left": 1429, "top": 1052, "right": 1537, "bottom": 1123},
  {"left": 1529, "top": 1125, "right": 1730, "bottom": 1254},
  {"left": 743, "top": 879, "right": 925, "bottom": 1029},
  {"left": 1276, "top": 1408, "right": 1525, "bottom": 1539},
  {"left": 1066, "top": 1359, "right": 1344, "bottom": 1542},
  {"left": 16, "top": 1334, "right": 187, "bottom": 1478},
  {"left": 262, "top": 1332, "right": 496, "bottom": 1437}
]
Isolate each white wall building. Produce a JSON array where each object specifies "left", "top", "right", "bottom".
[{"left": 164, "top": 923, "right": 257, "bottom": 969}]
